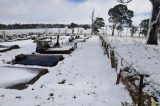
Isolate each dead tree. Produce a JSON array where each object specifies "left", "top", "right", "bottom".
[{"left": 91, "top": 9, "right": 95, "bottom": 35}]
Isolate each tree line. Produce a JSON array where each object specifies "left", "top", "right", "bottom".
[{"left": 0, "top": 23, "right": 90, "bottom": 30}]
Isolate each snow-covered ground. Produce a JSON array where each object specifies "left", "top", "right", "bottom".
[
  {"left": 0, "top": 40, "right": 36, "bottom": 64},
  {"left": 0, "top": 36, "right": 131, "bottom": 106},
  {"left": 102, "top": 35, "right": 160, "bottom": 100},
  {"left": 0, "top": 67, "right": 39, "bottom": 88},
  {"left": 0, "top": 28, "right": 92, "bottom": 35}
]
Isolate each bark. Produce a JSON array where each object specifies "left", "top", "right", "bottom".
[
  {"left": 131, "top": 33, "right": 133, "bottom": 37},
  {"left": 146, "top": 0, "right": 160, "bottom": 45},
  {"left": 126, "top": 27, "right": 128, "bottom": 36},
  {"left": 112, "top": 25, "right": 116, "bottom": 36},
  {"left": 91, "top": 9, "right": 95, "bottom": 35}
]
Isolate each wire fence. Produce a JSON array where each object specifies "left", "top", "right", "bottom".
[{"left": 100, "top": 35, "right": 160, "bottom": 105}]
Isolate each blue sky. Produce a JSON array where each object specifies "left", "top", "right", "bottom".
[
  {"left": 69, "top": 0, "right": 87, "bottom": 3},
  {"left": 0, "top": 0, "right": 151, "bottom": 25}
]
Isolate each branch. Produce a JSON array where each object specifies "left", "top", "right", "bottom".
[{"left": 117, "top": 0, "right": 132, "bottom": 3}]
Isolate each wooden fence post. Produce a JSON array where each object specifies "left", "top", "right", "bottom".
[
  {"left": 121, "top": 58, "right": 123, "bottom": 66},
  {"left": 115, "top": 59, "right": 118, "bottom": 72},
  {"left": 116, "top": 69, "right": 122, "bottom": 85},
  {"left": 138, "top": 74, "right": 144, "bottom": 106},
  {"left": 106, "top": 44, "right": 109, "bottom": 58},
  {"left": 101, "top": 40, "right": 104, "bottom": 47},
  {"left": 103, "top": 42, "right": 107, "bottom": 54},
  {"left": 110, "top": 49, "right": 116, "bottom": 68},
  {"left": 108, "top": 46, "right": 111, "bottom": 59}
]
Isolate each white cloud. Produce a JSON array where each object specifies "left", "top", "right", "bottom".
[{"left": 0, "top": 0, "right": 152, "bottom": 25}]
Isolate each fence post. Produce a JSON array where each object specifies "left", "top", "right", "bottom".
[
  {"left": 106, "top": 44, "right": 109, "bottom": 58},
  {"left": 101, "top": 40, "right": 104, "bottom": 47},
  {"left": 108, "top": 46, "right": 111, "bottom": 59},
  {"left": 121, "top": 58, "right": 123, "bottom": 66},
  {"left": 115, "top": 59, "right": 118, "bottom": 72},
  {"left": 110, "top": 49, "right": 116, "bottom": 68},
  {"left": 138, "top": 74, "right": 144, "bottom": 106},
  {"left": 104, "top": 42, "right": 108, "bottom": 54},
  {"left": 116, "top": 69, "right": 122, "bottom": 85}
]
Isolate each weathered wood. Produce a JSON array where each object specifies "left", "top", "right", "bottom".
[
  {"left": 91, "top": 9, "right": 95, "bottom": 35},
  {"left": 146, "top": 0, "right": 160, "bottom": 45},
  {"left": 116, "top": 69, "right": 122, "bottom": 85},
  {"left": 138, "top": 74, "right": 144, "bottom": 106},
  {"left": 110, "top": 49, "right": 116, "bottom": 68},
  {"left": 106, "top": 44, "right": 110, "bottom": 58},
  {"left": 121, "top": 58, "right": 123, "bottom": 66}
]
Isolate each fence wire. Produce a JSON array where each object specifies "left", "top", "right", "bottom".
[{"left": 100, "top": 35, "right": 160, "bottom": 98}]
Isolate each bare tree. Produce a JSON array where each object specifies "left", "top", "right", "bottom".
[
  {"left": 139, "top": 20, "right": 142, "bottom": 37},
  {"left": 91, "top": 9, "right": 95, "bottom": 35}
]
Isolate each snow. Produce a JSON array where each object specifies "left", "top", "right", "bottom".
[
  {"left": 0, "top": 35, "right": 131, "bottom": 106},
  {"left": 102, "top": 35, "right": 160, "bottom": 100},
  {"left": 0, "top": 47, "right": 7, "bottom": 51},
  {"left": 0, "top": 40, "right": 36, "bottom": 64},
  {"left": 75, "top": 38, "right": 86, "bottom": 42},
  {"left": 47, "top": 45, "right": 73, "bottom": 51},
  {"left": 0, "top": 28, "right": 92, "bottom": 35},
  {"left": 0, "top": 67, "right": 38, "bottom": 88}
]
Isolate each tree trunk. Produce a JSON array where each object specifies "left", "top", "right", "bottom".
[
  {"left": 146, "top": 0, "right": 160, "bottom": 45},
  {"left": 131, "top": 32, "right": 133, "bottom": 37},
  {"left": 91, "top": 9, "right": 95, "bottom": 35},
  {"left": 126, "top": 27, "right": 128, "bottom": 36},
  {"left": 72, "top": 28, "right": 74, "bottom": 34},
  {"left": 118, "top": 31, "right": 120, "bottom": 36},
  {"left": 120, "top": 31, "right": 122, "bottom": 36},
  {"left": 147, "top": 24, "right": 159, "bottom": 44},
  {"left": 139, "top": 25, "right": 142, "bottom": 37},
  {"left": 112, "top": 25, "right": 116, "bottom": 36}
]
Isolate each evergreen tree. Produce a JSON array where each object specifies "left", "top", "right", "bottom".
[{"left": 108, "top": 4, "right": 133, "bottom": 36}]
